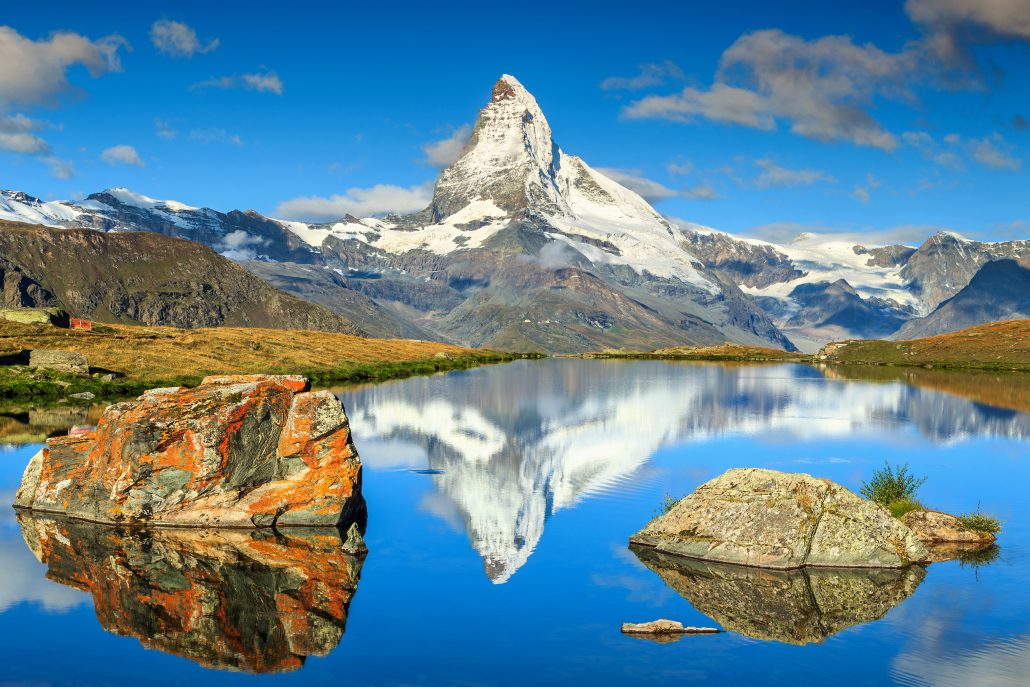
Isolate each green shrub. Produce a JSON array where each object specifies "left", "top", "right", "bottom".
[
  {"left": 655, "top": 492, "right": 682, "bottom": 517},
  {"left": 887, "top": 497, "right": 924, "bottom": 519},
  {"left": 957, "top": 507, "right": 1002, "bottom": 535},
  {"left": 860, "top": 462, "right": 927, "bottom": 507}
]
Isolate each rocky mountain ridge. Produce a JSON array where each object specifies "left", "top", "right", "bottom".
[{"left": 2, "top": 75, "right": 1027, "bottom": 351}]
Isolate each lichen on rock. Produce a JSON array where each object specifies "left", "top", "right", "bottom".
[{"left": 14, "top": 374, "right": 364, "bottom": 528}]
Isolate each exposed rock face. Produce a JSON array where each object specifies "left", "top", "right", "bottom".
[
  {"left": 630, "top": 468, "right": 928, "bottom": 569},
  {"left": 894, "top": 258, "right": 1030, "bottom": 340},
  {"left": 14, "top": 374, "right": 364, "bottom": 527},
  {"left": 29, "top": 348, "right": 89, "bottom": 374},
  {"left": 18, "top": 513, "right": 364, "bottom": 673},
  {"left": 0, "top": 221, "right": 361, "bottom": 334},
  {"left": 632, "top": 546, "right": 925, "bottom": 645},
  {"left": 902, "top": 510, "right": 997, "bottom": 545}
]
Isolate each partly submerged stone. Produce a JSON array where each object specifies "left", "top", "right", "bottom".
[
  {"left": 630, "top": 468, "right": 928, "bottom": 569},
  {"left": 620, "top": 619, "right": 720, "bottom": 636},
  {"left": 18, "top": 512, "right": 365, "bottom": 673},
  {"left": 14, "top": 374, "right": 364, "bottom": 527},
  {"left": 632, "top": 546, "right": 925, "bottom": 645},
  {"left": 902, "top": 510, "right": 996, "bottom": 545}
]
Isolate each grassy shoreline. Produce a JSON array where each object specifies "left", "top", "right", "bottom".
[{"left": 0, "top": 320, "right": 536, "bottom": 410}]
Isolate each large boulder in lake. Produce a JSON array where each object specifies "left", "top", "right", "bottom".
[
  {"left": 630, "top": 468, "right": 928, "bottom": 569},
  {"left": 14, "top": 374, "right": 364, "bottom": 527}
]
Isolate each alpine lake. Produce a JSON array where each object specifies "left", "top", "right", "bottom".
[{"left": 1, "top": 358, "right": 1027, "bottom": 685}]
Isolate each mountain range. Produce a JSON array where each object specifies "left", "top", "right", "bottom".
[{"left": 2, "top": 74, "right": 1027, "bottom": 352}]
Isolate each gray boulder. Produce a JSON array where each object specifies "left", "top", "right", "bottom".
[
  {"left": 29, "top": 349, "right": 89, "bottom": 375},
  {"left": 630, "top": 468, "right": 928, "bottom": 569}
]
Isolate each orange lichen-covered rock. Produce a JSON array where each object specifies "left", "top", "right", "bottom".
[
  {"left": 18, "top": 512, "right": 365, "bottom": 673},
  {"left": 14, "top": 374, "right": 363, "bottom": 527}
]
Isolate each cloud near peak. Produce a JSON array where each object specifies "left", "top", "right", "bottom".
[
  {"left": 273, "top": 182, "right": 433, "bottom": 222},
  {"left": 100, "top": 144, "right": 144, "bottom": 167}
]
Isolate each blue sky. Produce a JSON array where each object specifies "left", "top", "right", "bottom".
[{"left": 2, "top": 0, "right": 1028, "bottom": 243}]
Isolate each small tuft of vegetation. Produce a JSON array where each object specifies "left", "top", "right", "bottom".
[
  {"left": 860, "top": 462, "right": 927, "bottom": 507},
  {"left": 655, "top": 492, "right": 682, "bottom": 517},
  {"left": 957, "top": 506, "right": 1002, "bottom": 535},
  {"left": 886, "top": 496, "right": 924, "bottom": 519}
]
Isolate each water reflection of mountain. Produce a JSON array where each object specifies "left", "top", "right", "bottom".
[
  {"left": 17, "top": 514, "right": 364, "bottom": 673},
  {"left": 341, "top": 360, "right": 1030, "bottom": 583},
  {"left": 631, "top": 545, "right": 925, "bottom": 645}
]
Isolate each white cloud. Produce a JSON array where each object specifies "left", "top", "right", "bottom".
[
  {"left": 421, "top": 124, "right": 471, "bottom": 167},
  {"left": 149, "top": 19, "right": 218, "bottom": 59},
  {"left": 624, "top": 30, "right": 909, "bottom": 151},
  {"left": 0, "top": 26, "right": 127, "bottom": 109},
  {"left": 851, "top": 172, "right": 883, "bottom": 203},
  {"left": 601, "top": 61, "right": 684, "bottom": 90},
  {"left": 273, "top": 182, "right": 433, "bottom": 222},
  {"left": 218, "top": 229, "right": 267, "bottom": 261},
  {"left": 908, "top": 130, "right": 1023, "bottom": 171},
  {"left": 100, "top": 144, "right": 144, "bottom": 167},
  {"left": 0, "top": 113, "right": 50, "bottom": 154},
  {"left": 752, "top": 158, "right": 836, "bottom": 188},
  {"left": 192, "top": 70, "right": 283, "bottom": 95}
]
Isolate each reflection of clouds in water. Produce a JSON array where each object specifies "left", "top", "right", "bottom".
[
  {"left": 0, "top": 536, "right": 88, "bottom": 613},
  {"left": 343, "top": 361, "right": 1030, "bottom": 584},
  {"left": 894, "top": 631, "right": 1030, "bottom": 686}
]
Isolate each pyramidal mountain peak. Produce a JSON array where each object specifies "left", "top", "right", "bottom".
[{"left": 4, "top": 74, "right": 1026, "bottom": 353}]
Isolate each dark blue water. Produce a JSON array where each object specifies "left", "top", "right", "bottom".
[{"left": 2, "top": 360, "right": 1028, "bottom": 685}]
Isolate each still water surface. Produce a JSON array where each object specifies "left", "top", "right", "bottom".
[{"left": 1, "top": 359, "right": 1028, "bottom": 685}]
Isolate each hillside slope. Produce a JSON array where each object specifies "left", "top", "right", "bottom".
[{"left": 0, "top": 221, "right": 360, "bottom": 334}]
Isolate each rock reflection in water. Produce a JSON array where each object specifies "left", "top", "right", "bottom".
[
  {"left": 631, "top": 546, "right": 925, "bottom": 645},
  {"left": 17, "top": 513, "right": 365, "bottom": 673}
]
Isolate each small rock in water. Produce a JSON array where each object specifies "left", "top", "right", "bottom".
[
  {"left": 621, "top": 619, "right": 721, "bottom": 636},
  {"left": 902, "top": 510, "right": 996, "bottom": 545},
  {"left": 68, "top": 391, "right": 95, "bottom": 400}
]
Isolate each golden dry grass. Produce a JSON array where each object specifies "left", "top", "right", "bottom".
[{"left": 0, "top": 320, "right": 505, "bottom": 382}]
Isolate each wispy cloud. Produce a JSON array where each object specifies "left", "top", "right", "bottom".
[
  {"left": 601, "top": 61, "right": 684, "bottom": 90},
  {"left": 149, "top": 19, "right": 218, "bottom": 59},
  {"left": 421, "top": 124, "right": 471, "bottom": 167},
  {"left": 100, "top": 144, "right": 144, "bottom": 167},
  {"left": 188, "top": 128, "right": 242, "bottom": 146},
  {"left": 967, "top": 133, "right": 1022, "bottom": 171},
  {"left": 155, "top": 118, "right": 178, "bottom": 139},
  {"left": 192, "top": 70, "right": 283, "bottom": 95},
  {"left": 596, "top": 167, "right": 719, "bottom": 202},
  {"left": 752, "top": 158, "right": 836, "bottom": 188},
  {"left": 906, "top": 0, "right": 1030, "bottom": 71},
  {"left": 273, "top": 182, "right": 433, "bottom": 222}
]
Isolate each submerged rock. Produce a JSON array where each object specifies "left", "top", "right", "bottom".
[
  {"left": 14, "top": 374, "right": 364, "bottom": 527},
  {"left": 632, "top": 546, "right": 925, "bottom": 645},
  {"left": 17, "top": 512, "right": 365, "bottom": 673},
  {"left": 902, "top": 510, "right": 997, "bottom": 545},
  {"left": 630, "top": 468, "right": 928, "bottom": 569}
]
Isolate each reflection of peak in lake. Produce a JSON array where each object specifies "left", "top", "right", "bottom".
[
  {"left": 343, "top": 360, "right": 1030, "bottom": 583},
  {"left": 632, "top": 545, "right": 926, "bottom": 645},
  {"left": 17, "top": 514, "right": 364, "bottom": 673}
]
